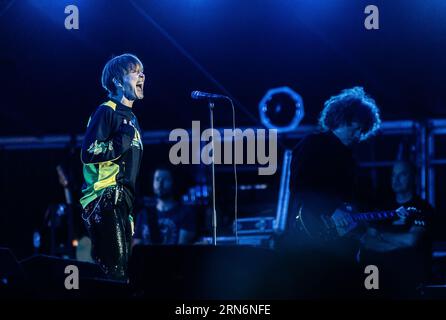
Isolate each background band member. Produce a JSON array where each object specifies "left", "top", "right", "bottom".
[
  {"left": 79, "top": 53, "right": 145, "bottom": 281},
  {"left": 360, "top": 160, "right": 435, "bottom": 297},
  {"left": 133, "top": 165, "right": 197, "bottom": 246}
]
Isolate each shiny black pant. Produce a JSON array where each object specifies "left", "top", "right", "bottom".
[{"left": 83, "top": 186, "right": 132, "bottom": 281}]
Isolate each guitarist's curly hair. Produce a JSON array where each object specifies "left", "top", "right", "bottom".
[{"left": 319, "top": 87, "right": 381, "bottom": 141}]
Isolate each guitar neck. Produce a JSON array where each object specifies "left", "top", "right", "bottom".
[{"left": 351, "top": 210, "right": 397, "bottom": 222}]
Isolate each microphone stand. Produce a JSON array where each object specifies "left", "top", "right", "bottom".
[{"left": 208, "top": 100, "right": 218, "bottom": 246}]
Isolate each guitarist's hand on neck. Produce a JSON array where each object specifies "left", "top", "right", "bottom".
[{"left": 393, "top": 206, "right": 409, "bottom": 226}]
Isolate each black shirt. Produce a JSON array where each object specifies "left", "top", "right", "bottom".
[
  {"left": 291, "top": 131, "right": 356, "bottom": 199},
  {"left": 281, "top": 130, "right": 361, "bottom": 260},
  {"left": 289, "top": 131, "right": 357, "bottom": 221},
  {"left": 361, "top": 195, "right": 435, "bottom": 289},
  {"left": 364, "top": 195, "right": 434, "bottom": 263},
  {"left": 134, "top": 203, "right": 197, "bottom": 245}
]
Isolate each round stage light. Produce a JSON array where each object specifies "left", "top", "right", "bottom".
[{"left": 258, "top": 86, "right": 304, "bottom": 132}]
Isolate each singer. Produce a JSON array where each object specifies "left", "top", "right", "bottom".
[{"left": 79, "top": 53, "right": 145, "bottom": 281}]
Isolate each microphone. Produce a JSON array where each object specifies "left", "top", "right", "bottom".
[{"left": 191, "top": 91, "right": 228, "bottom": 100}]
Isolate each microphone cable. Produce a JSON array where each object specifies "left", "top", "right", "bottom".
[{"left": 225, "top": 97, "right": 239, "bottom": 245}]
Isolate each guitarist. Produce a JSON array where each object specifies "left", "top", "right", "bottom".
[
  {"left": 359, "top": 160, "right": 435, "bottom": 297},
  {"left": 283, "top": 87, "right": 381, "bottom": 297},
  {"left": 288, "top": 86, "right": 381, "bottom": 245}
]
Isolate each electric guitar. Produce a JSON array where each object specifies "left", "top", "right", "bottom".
[{"left": 295, "top": 203, "right": 425, "bottom": 241}]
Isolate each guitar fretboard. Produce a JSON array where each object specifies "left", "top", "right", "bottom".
[{"left": 351, "top": 210, "right": 397, "bottom": 222}]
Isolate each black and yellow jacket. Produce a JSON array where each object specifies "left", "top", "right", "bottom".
[{"left": 80, "top": 99, "right": 143, "bottom": 211}]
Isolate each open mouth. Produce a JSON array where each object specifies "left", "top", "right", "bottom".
[{"left": 136, "top": 83, "right": 143, "bottom": 91}]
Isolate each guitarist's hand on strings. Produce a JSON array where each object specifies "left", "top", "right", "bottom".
[
  {"left": 333, "top": 210, "right": 350, "bottom": 228},
  {"left": 331, "top": 208, "right": 357, "bottom": 237}
]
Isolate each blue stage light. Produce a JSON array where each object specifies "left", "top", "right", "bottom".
[{"left": 259, "top": 86, "right": 304, "bottom": 133}]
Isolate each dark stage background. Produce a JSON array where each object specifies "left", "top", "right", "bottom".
[{"left": 1, "top": 0, "right": 446, "bottom": 259}]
